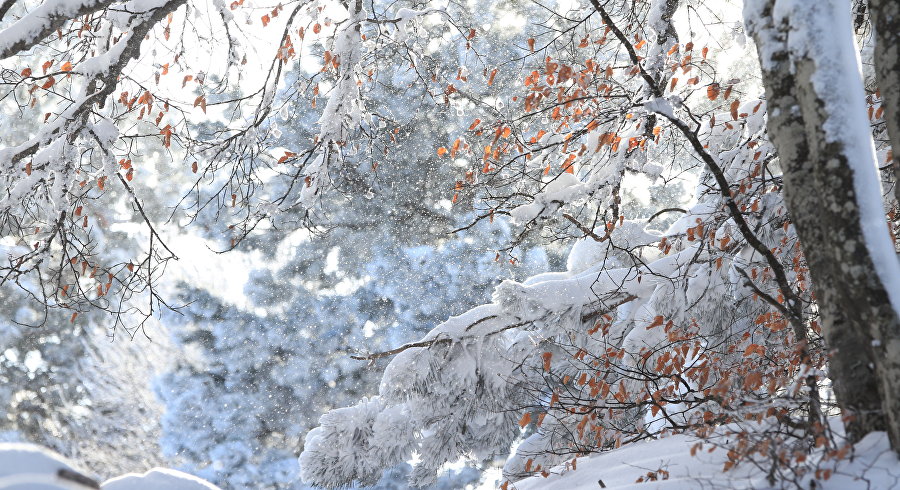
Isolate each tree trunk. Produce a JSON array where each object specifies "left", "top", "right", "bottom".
[
  {"left": 745, "top": 0, "right": 900, "bottom": 446},
  {"left": 868, "top": 0, "right": 900, "bottom": 203}
]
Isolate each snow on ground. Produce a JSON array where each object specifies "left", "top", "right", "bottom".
[
  {"left": 0, "top": 443, "right": 99, "bottom": 489},
  {"left": 514, "top": 431, "right": 900, "bottom": 489},
  {"left": 102, "top": 468, "right": 221, "bottom": 490},
  {"left": 4, "top": 431, "right": 899, "bottom": 489},
  {"left": 0, "top": 443, "right": 220, "bottom": 490}
]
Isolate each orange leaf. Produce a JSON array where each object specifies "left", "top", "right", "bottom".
[
  {"left": 60, "top": 61, "right": 72, "bottom": 72},
  {"left": 743, "top": 371, "right": 763, "bottom": 390},
  {"left": 707, "top": 83, "right": 720, "bottom": 101},
  {"left": 519, "top": 412, "right": 532, "bottom": 428},
  {"left": 468, "top": 118, "right": 481, "bottom": 130},
  {"left": 730, "top": 99, "right": 740, "bottom": 120},
  {"left": 41, "top": 76, "right": 55, "bottom": 89},
  {"left": 527, "top": 38, "right": 535, "bottom": 51},
  {"left": 743, "top": 344, "right": 764, "bottom": 357},
  {"left": 21, "top": 67, "right": 32, "bottom": 77},
  {"left": 261, "top": 14, "right": 270, "bottom": 26},
  {"left": 194, "top": 95, "right": 207, "bottom": 113},
  {"left": 437, "top": 147, "right": 448, "bottom": 156},
  {"left": 562, "top": 154, "right": 576, "bottom": 174},
  {"left": 691, "top": 442, "right": 702, "bottom": 456},
  {"left": 542, "top": 352, "right": 553, "bottom": 372},
  {"left": 160, "top": 125, "right": 173, "bottom": 147},
  {"left": 634, "top": 39, "right": 647, "bottom": 49},
  {"left": 647, "top": 315, "right": 665, "bottom": 329},
  {"left": 488, "top": 68, "right": 498, "bottom": 86}
]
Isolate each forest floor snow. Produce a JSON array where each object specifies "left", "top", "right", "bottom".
[
  {"left": 3, "top": 430, "right": 899, "bottom": 489},
  {"left": 514, "top": 430, "right": 900, "bottom": 489},
  {"left": 0, "top": 443, "right": 220, "bottom": 489}
]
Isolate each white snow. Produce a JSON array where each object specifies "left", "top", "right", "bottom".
[
  {"left": 0, "top": 443, "right": 98, "bottom": 489},
  {"left": 644, "top": 97, "right": 676, "bottom": 120},
  {"left": 514, "top": 429, "right": 900, "bottom": 489},
  {"left": 0, "top": 0, "right": 108, "bottom": 59},
  {"left": 102, "top": 468, "right": 221, "bottom": 490},
  {"left": 0, "top": 443, "right": 220, "bottom": 490}
]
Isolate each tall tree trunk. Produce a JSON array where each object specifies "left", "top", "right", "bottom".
[
  {"left": 745, "top": 0, "right": 900, "bottom": 446},
  {"left": 868, "top": 0, "right": 900, "bottom": 203}
]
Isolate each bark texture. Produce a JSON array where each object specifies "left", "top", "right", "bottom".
[
  {"left": 869, "top": 0, "right": 900, "bottom": 202},
  {"left": 746, "top": 0, "right": 900, "bottom": 446}
]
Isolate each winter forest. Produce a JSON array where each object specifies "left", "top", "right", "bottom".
[{"left": 1, "top": 0, "right": 900, "bottom": 488}]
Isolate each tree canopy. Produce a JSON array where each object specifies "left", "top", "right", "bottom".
[{"left": 0, "top": 0, "right": 899, "bottom": 488}]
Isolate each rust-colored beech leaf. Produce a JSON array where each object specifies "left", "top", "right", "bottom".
[
  {"left": 519, "top": 412, "right": 532, "bottom": 428},
  {"left": 542, "top": 351, "right": 552, "bottom": 372}
]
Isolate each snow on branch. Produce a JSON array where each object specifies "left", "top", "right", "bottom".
[{"left": 0, "top": 0, "right": 118, "bottom": 60}]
